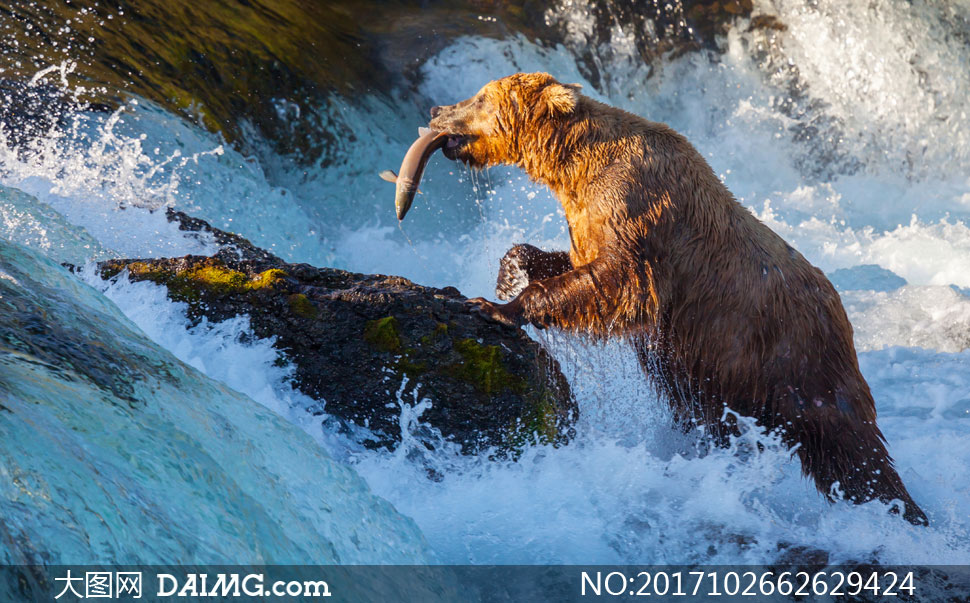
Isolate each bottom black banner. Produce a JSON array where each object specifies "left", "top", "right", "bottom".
[{"left": 3, "top": 565, "right": 969, "bottom": 602}]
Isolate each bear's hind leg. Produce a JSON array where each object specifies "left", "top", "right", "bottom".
[{"left": 782, "top": 403, "right": 929, "bottom": 526}]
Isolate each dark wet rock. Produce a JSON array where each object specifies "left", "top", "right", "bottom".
[
  {"left": 1, "top": 0, "right": 550, "bottom": 162},
  {"left": 772, "top": 542, "right": 830, "bottom": 567},
  {"left": 99, "top": 211, "right": 576, "bottom": 454},
  {"left": 164, "top": 208, "right": 281, "bottom": 265},
  {"left": 536, "top": 0, "right": 797, "bottom": 92},
  {"left": 0, "top": 0, "right": 779, "bottom": 162}
]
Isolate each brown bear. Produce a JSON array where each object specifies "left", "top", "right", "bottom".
[{"left": 427, "top": 72, "right": 928, "bottom": 525}]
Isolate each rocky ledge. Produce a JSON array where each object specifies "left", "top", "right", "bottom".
[{"left": 97, "top": 210, "right": 576, "bottom": 454}]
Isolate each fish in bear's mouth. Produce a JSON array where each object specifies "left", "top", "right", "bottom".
[
  {"left": 381, "top": 128, "right": 481, "bottom": 220},
  {"left": 442, "top": 133, "right": 471, "bottom": 160}
]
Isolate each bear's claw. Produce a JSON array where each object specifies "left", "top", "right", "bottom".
[
  {"left": 496, "top": 243, "right": 573, "bottom": 301},
  {"left": 496, "top": 247, "right": 534, "bottom": 301},
  {"left": 465, "top": 297, "right": 525, "bottom": 327}
]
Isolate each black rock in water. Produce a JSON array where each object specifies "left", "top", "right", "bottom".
[{"left": 97, "top": 210, "right": 576, "bottom": 454}]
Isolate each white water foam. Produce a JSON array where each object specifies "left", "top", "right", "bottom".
[{"left": 336, "top": 2, "right": 970, "bottom": 563}]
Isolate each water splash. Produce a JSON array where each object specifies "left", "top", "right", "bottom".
[{"left": 2, "top": 65, "right": 223, "bottom": 211}]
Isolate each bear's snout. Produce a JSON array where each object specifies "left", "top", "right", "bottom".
[{"left": 430, "top": 105, "right": 442, "bottom": 118}]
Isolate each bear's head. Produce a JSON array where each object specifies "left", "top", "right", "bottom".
[{"left": 428, "top": 72, "right": 582, "bottom": 168}]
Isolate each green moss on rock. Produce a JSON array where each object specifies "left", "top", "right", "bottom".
[
  {"left": 396, "top": 357, "right": 428, "bottom": 377},
  {"left": 419, "top": 322, "right": 450, "bottom": 345},
  {"left": 287, "top": 293, "right": 317, "bottom": 318},
  {"left": 102, "top": 261, "right": 287, "bottom": 309},
  {"left": 183, "top": 265, "right": 250, "bottom": 293},
  {"left": 501, "top": 386, "right": 572, "bottom": 455},
  {"left": 250, "top": 268, "right": 287, "bottom": 289},
  {"left": 363, "top": 316, "right": 402, "bottom": 353},
  {"left": 523, "top": 389, "right": 562, "bottom": 442},
  {"left": 452, "top": 338, "right": 525, "bottom": 396}
]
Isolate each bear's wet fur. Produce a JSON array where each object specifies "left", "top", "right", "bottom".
[{"left": 429, "top": 72, "right": 927, "bottom": 525}]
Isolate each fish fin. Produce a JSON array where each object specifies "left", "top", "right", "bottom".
[{"left": 381, "top": 170, "right": 421, "bottom": 192}]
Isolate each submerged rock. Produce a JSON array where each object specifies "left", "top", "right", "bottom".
[{"left": 97, "top": 211, "right": 576, "bottom": 454}]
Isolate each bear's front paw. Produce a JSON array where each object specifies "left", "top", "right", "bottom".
[
  {"left": 465, "top": 297, "right": 525, "bottom": 327},
  {"left": 496, "top": 244, "right": 543, "bottom": 301}
]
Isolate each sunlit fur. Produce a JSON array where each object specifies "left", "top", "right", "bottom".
[{"left": 430, "top": 72, "right": 927, "bottom": 525}]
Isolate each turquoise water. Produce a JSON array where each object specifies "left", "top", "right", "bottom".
[{"left": 0, "top": 232, "right": 429, "bottom": 564}]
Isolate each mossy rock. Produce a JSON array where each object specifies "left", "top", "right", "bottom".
[
  {"left": 363, "top": 316, "right": 402, "bottom": 353},
  {"left": 288, "top": 293, "right": 318, "bottom": 319},
  {"left": 450, "top": 338, "right": 526, "bottom": 396},
  {"left": 98, "top": 214, "right": 577, "bottom": 456}
]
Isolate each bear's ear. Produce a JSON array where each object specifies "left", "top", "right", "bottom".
[{"left": 541, "top": 83, "right": 581, "bottom": 116}]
